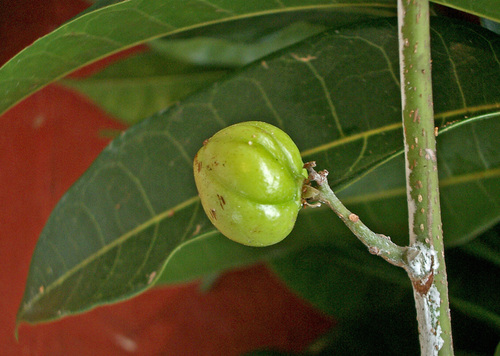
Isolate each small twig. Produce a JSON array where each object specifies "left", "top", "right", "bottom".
[{"left": 303, "top": 162, "right": 409, "bottom": 269}]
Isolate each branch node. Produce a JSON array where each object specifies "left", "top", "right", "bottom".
[
  {"left": 405, "top": 243, "right": 438, "bottom": 295},
  {"left": 369, "top": 246, "right": 380, "bottom": 256},
  {"left": 304, "top": 161, "right": 328, "bottom": 186}
]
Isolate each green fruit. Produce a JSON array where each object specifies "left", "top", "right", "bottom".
[{"left": 193, "top": 121, "right": 307, "bottom": 247}]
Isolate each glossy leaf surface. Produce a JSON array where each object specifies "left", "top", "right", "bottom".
[
  {"left": 0, "top": 0, "right": 397, "bottom": 116},
  {"left": 17, "top": 18, "right": 500, "bottom": 326},
  {"left": 59, "top": 22, "right": 326, "bottom": 124}
]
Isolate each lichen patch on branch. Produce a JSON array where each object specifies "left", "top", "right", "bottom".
[{"left": 414, "top": 284, "right": 445, "bottom": 355}]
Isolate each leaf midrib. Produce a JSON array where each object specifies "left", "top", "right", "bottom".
[
  {"left": 18, "top": 105, "right": 499, "bottom": 318},
  {"left": 18, "top": 195, "right": 200, "bottom": 318},
  {"left": 302, "top": 104, "right": 500, "bottom": 158},
  {"left": 342, "top": 167, "right": 500, "bottom": 205}
]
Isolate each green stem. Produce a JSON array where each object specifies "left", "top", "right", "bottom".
[
  {"left": 398, "top": 0, "right": 454, "bottom": 354},
  {"left": 317, "top": 180, "right": 407, "bottom": 268},
  {"left": 304, "top": 162, "right": 408, "bottom": 268}
]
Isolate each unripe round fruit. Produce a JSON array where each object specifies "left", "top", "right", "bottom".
[{"left": 193, "top": 121, "right": 307, "bottom": 246}]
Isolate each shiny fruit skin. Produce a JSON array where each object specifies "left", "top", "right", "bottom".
[{"left": 193, "top": 121, "right": 307, "bottom": 246}]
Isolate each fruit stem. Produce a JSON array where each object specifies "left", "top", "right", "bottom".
[{"left": 304, "top": 162, "right": 408, "bottom": 269}]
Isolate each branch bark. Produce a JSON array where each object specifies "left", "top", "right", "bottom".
[
  {"left": 302, "top": 2, "right": 455, "bottom": 353},
  {"left": 397, "top": 0, "right": 454, "bottom": 354}
]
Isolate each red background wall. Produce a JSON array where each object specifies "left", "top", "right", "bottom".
[{"left": 0, "top": 1, "right": 332, "bottom": 354}]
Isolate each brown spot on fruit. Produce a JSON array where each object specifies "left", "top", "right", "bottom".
[{"left": 217, "top": 194, "right": 226, "bottom": 209}]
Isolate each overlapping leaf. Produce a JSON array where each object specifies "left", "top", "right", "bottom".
[
  {"left": 58, "top": 22, "right": 327, "bottom": 124},
  {"left": 59, "top": 52, "right": 228, "bottom": 124},
  {"left": 17, "top": 18, "right": 500, "bottom": 327},
  {"left": 433, "top": 0, "right": 500, "bottom": 22},
  {"left": 1, "top": 0, "right": 498, "bottom": 119},
  {"left": 269, "top": 234, "right": 500, "bottom": 354},
  {"left": 0, "top": 0, "right": 397, "bottom": 116}
]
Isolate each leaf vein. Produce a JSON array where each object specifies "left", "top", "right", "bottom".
[
  {"left": 336, "top": 34, "right": 400, "bottom": 88},
  {"left": 239, "top": 77, "right": 284, "bottom": 128},
  {"left": 195, "top": 0, "right": 236, "bottom": 15},
  {"left": 431, "top": 27, "right": 467, "bottom": 108},
  {"left": 25, "top": 196, "right": 200, "bottom": 312},
  {"left": 298, "top": 58, "right": 344, "bottom": 137}
]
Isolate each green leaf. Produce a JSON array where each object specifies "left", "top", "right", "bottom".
[
  {"left": 0, "top": 0, "right": 397, "bottom": 116},
  {"left": 59, "top": 52, "right": 228, "bottom": 124},
  {"left": 448, "top": 225, "right": 500, "bottom": 334},
  {"left": 148, "top": 21, "right": 327, "bottom": 67},
  {"left": 269, "top": 228, "right": 500, "bottom": 324},
  {"left": 269, "top": 227, "right": 500, "bottom": 355},
  {"left": 58, "top": 22, "right": 327, "bottom": 124},
  {"left": 433, "top": 0, "right": 500, "bottom": 22},
  {"left": 460, "top": 226, "right": 500, "bottom": 267},
  {"left": 73, "top": 0, "right": 128, "bottom": 20},
  {"left": 267, "top": 113, "right": 500, "bottom": 318},
  {"left": 269, "top": 244, "right": 420, "bottom": 355},
  {"left": 272, "top": 243, "right": 410, "bottom": 318},
  {"left": 334, "top": 112, "right": 500, "bottom": 248},
  {"left": 17, "top": 18, "right": 500, "bottom": 326}
]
